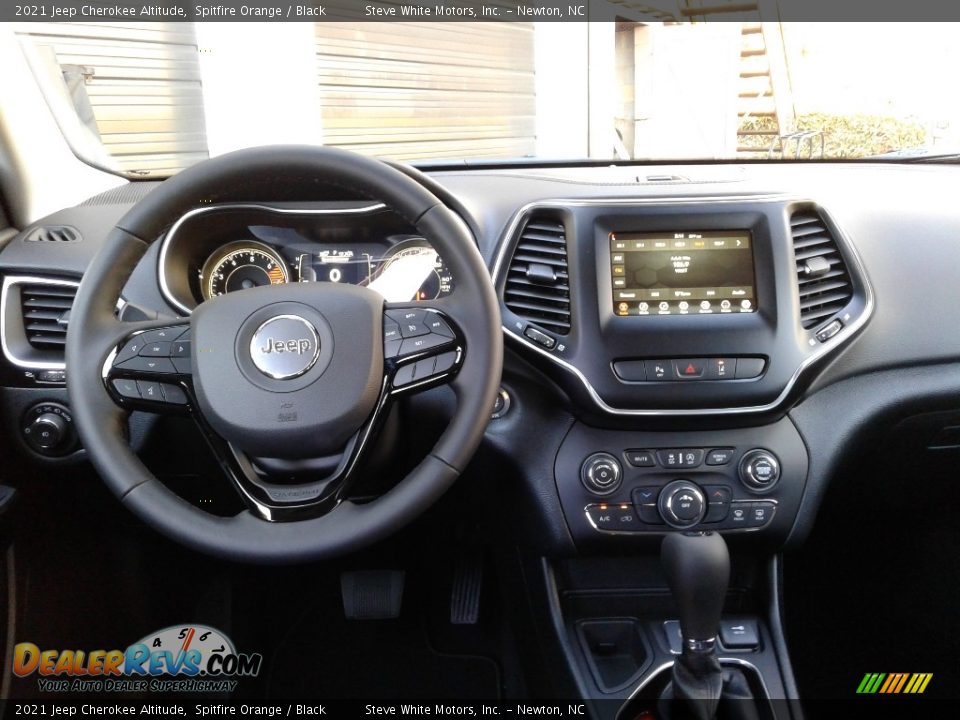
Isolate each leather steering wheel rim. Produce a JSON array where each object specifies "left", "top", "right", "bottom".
[{"left": 66, "top": 145, "right": 503, "bottom": 564}]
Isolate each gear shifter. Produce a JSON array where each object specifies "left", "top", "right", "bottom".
[{"left": 659, "top": 531, "right": 730, "bottom": 720}]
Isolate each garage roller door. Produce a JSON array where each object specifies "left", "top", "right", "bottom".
[
  {"left": 14, "top": 22, "right": 208, "bottom": 177},
  {"left": 315, "top": 22, "right": 536, "bottom": 161}
]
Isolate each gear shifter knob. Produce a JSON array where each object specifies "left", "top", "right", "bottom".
[{"left": 661, "top": 531, "right": 730, "bottom": 648}]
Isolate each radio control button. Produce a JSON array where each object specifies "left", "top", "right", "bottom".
[
  {"left": 625, "top": 449, "right": 656, "bottom": 467},
  {"left": 581, "top": 453, "right": 622, "bottom": 495}
]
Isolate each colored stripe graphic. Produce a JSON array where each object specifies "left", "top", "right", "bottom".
[{"left": 857, "top": 672, "right": 932, "bottom": 694}]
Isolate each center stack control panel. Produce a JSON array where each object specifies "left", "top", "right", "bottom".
[{"left": 554, "top": 419, "right": 808, "bottom": 546}]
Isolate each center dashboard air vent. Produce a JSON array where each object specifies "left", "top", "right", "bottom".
[
  {"left": 790, "top": 208, "right": 853, "bottom": 329},
  {"left": 504, "top": 215, "right": 571, "bottom": 335}
]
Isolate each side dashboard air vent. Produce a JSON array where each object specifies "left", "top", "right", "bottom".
[
  {"left": 790, "top": 209, "right": 853, "bottom": 329},
  {"left": 20, "top": 283, "right": 77, "bottom": 350},
  {"left": 24, "top": 225, "right": 81, "bottom": 243},
  {"left": 504, "top": 216, "right": 571, "bottom": 335}
]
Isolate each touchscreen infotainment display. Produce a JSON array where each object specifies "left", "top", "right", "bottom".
[{"left": 610, "top": 231, "right": 756, "bottom": 316}]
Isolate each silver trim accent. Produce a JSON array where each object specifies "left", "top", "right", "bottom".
[
  {"left": 492, "top": 196, "right": 875, "bottom": 416},
  {"left": 624, "top": 657, "right": 773, "bottom": 704},
  {"left": 157, "top": 202, "right": 387, "bottom": 315},
  {"left": 0, "top": 275, "right": 80, "bottom": 371},
  {"left": 249, "top": 314, "right": 320, "bottom": 380}
]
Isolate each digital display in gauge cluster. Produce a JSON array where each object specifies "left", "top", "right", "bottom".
[{"left": 199, "top": 237, "right": 453, "bottom": 303}]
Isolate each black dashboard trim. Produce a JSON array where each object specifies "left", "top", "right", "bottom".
[{"left": 491, "top": 196, "right": 875, "bottom": 417}]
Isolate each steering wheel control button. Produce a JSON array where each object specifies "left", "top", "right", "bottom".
[
  {"left": 426, "top": 315, "right": 454, "bottom": 338},
  {"left": 523, "top": 325, "right": 556, "bottom": 349},
  {"left": 139, "top": 341, "right": 172, "bottom": 357},
  {"left": 735, "top": 357, "right": 766, "bottom": 379},
  {"left": 159, "top": 383, "right": 188, "bottom": 405},
  {"left": 249, "top": 314, "right": 320, "bottom": 380},
  {"left": 111, "top": 378, "right": 140, "bottom": 399},
  {"left": 580, "top": 453, "right": 623, "bottom": 496},
  {"left": 658, "top": 480, "right": 706, "bottom": 529},
  {"left": 434, "top": 351, "right": 458, "bottom": 374},
  {"left": 114, "top": 337, "right": 145, "bottom": 365},
  {"left": 657, "top": 448, "right": 705, "bottom": 469},
  {"left": 136, "top": 380, "right": 163, "bottom": 401},
  {"left": 399, "top": 333, "right": 449, "bottom": 356},
  {"left": 746, "top": 502, "right": 776, "bottom": 528},
  {"left": 673, "top": 358, "right": 707, "bottom": 379},
  {"left": 739, "top": 449, "right": 781, "bottom": 492},
  {"left": 383, "top": 323, "right": 401, "bottom": 342},
  {"left": 706, "top": 448, "right": 735, "bottom": 465},
  {"left": 171, "top": 340, "right": 191, "bottom": 357},
  {"left": 625, "top": 449, "right": 656, "bottom": 467},
  {"left": 116, "top": 356, "right": 177, "bottom": 374}
]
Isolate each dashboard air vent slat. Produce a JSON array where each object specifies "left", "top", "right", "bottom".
[
  {"left": 24, "top": 225, "right": 81, "bottom": 243},
  {"left": 20, "top": 283, "right": 77, "bottom": 350},
  {"left": 505, "top": 216, "right": 571, "bottom": 335},
  {"left": 790, "top": 209, "right": 853, "bottom": 329}
]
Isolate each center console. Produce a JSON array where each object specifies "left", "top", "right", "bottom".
[{"left": 493, "top": 193, "right": 869, "bottom": 713}]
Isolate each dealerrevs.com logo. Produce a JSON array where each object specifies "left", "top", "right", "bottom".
[{"left": 14, "top": 625, "right": 262, "bottom": 693}]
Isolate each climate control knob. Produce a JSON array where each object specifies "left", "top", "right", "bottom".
[
  {"left": 739, "top": 449, "right": 781, "bottom": 492},
  {"left": 658, "top": 480, "right": 707, "bottom": 529},
  {"left": 580, "top": 453, "right": 623, "bottom": 496}
]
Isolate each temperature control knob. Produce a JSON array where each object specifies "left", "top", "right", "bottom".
[
  {"left": 658, "top": 480, "right": 706, "bottom": 529},
  {"left": 739, "top": 449, "right": 781, "bottom": 492},
  {"left": 580, "top": 453, "right": 623, "bottom": 496}
]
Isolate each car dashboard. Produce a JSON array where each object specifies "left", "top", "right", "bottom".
[{"left": 2, "top": 158, "right": 960, "bottom": 706}]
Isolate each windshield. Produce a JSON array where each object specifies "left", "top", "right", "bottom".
[{"left": 12, "top": 12, "right": 959, "bottom": 177}]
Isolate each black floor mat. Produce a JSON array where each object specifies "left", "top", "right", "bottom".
[{"left": 266, "top": 607, "right": 500, "bottom": 699}]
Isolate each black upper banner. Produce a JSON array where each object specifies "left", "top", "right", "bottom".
[{"left": 6, "top": 0, "right": 960, "bottom": 23}]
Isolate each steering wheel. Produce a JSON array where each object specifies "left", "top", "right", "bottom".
[{"left": 66, "top": 146, "right": 503, "bottom": 564}]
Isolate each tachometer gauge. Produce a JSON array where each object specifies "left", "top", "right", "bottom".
[
  {"left": 201, "top": 241, "right": 289, "bottom": 300},
  {"left": 371, "top": 239, "right": 453, "bottom": 302}
]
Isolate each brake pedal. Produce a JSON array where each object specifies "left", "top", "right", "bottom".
[{"left": 340, "top": 570, "right": 405, "bottom": 620}]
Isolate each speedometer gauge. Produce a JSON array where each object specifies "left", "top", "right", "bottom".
[
  {"left": 372, "top": 239, "right": 453, "bottom": 302},
  {"left": 201, "top": 241, "right": 289, "bottom": 300}
]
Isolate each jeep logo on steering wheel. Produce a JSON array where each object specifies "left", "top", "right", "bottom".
[{"left": 250, "top": 315, "right": 320, "bottom": 380}]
